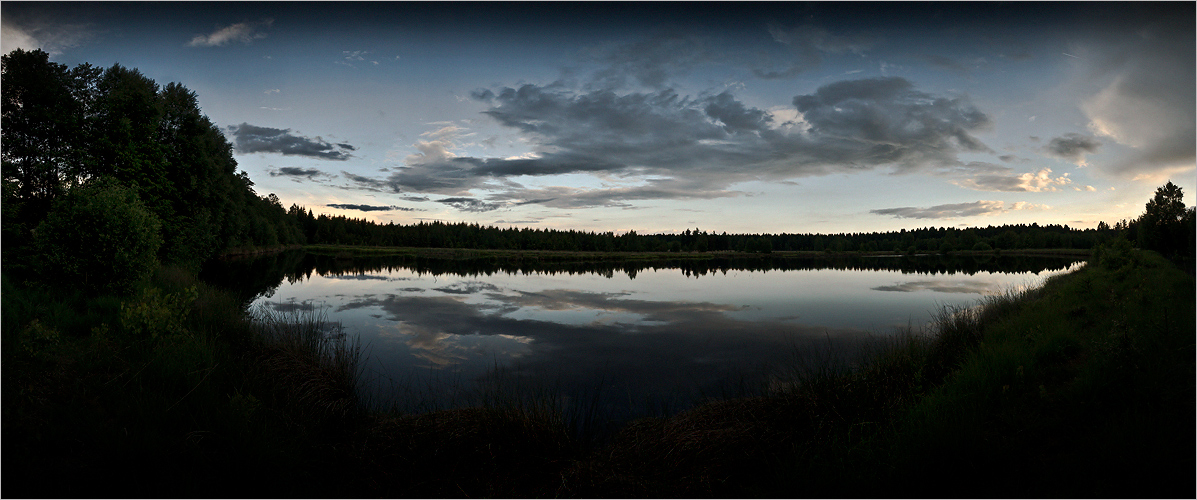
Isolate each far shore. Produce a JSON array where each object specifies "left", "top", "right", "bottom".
[{"left": 218, "top": 243, "right": 1092, "bottom": 261}]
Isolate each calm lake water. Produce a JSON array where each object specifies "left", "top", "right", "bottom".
[{"left": 204, "top": 251, "right": 1084, "bottom": 423}]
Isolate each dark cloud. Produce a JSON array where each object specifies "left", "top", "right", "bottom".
[
  {"left": 269, "top": 166, "right": 333, "bottom": 181},
  {"left": 326, "top": 203, "right": 419, "bottom": 212},
  {"left": 357, "top": 77, "right": 991, "bottom": 208},
  {"left": 870, "top": 200, "right": 1010, "bottom": 219},
  {"left": 1075, "top": 8, "right": 1194, "bottom": 176},
  {"left": 227, "top": 123, "right": 355, "bottom": 160},
  {"left": 436, "top": 197, "right": 504, "bottom": 212},
  {"left": 341, "top": 171, "right": 390, "bottom": 192},
  {"left": 1042, "top": 133, "right": 1101, "bottom": 165},
  {"left": 793, "top": 77, "right": 992, "bottom": 166},
  {"left": 703, "top": 91, "right": 773, "bottom": 134}
]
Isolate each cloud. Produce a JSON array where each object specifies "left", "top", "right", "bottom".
[
  {"left": 336, "top": 290, "right": 871, "bottom": 412},
  {"left": 432, "top": 281, "right": 501, "bottom": 295},
  {"left": 338, "top": 50, "right": 380, "bottom": 67},
  {"left": 953, "top": 168, "right": 1072, "bottom": 192},
  {"left": 584, "top": 31, "right": 713, "bottom": 89},
  {"left": 227, "top": 123, "right": 355, "bottom": 160},
  {"left": 349, "top": 77, "right": 991, "bottom": 209},
  {"left": 0, "top": 16, "right": 96, "bottom": 55},
  {"left": 755, "top": 24, "right": 874, "bottom": 79},
  {"left": 925, "top": 54, "right": 970, "bottom": 76},
  {"left": 1042, "top": 133, "right": 1101, "bottom": 166},
  {"left": 485, "top": 180, "right": 741, "bottom": 210},
  {"left": 341, "top": 171, "right": 390, "bottom": 191},
  {"left": 326, "top": 203, "right": 420, "bottom": 212},
  {"left": 187, "top": 19, "right": 273, "bottom": 47},
  {"left": 269, "top": 167, "right": 333, "bottom": 181},
  {"left": 1074, "top": 9, "right": 1194, "bottom": 177},
  {"left": 873, "top": 280, "right": 1000, "bottom": 294},
  {"left": 436, "top": 197, "right": 504, "bottom": 212},
  {"left": 870, "top": 200, "right": 1044, "bottom": 219},
  {"left": 262, "top": 300, "right": 320, "bottom": 313},
  {"left": 792, "top": 77, "right": 993, "bottom": 165}
]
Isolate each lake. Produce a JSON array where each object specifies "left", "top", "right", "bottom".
[{"left": 203, "top": 251, "right": 1084, "bottom": 424}]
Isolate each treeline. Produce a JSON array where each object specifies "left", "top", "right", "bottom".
[
  {"left": 281, "top": 185, "right": 1192, "bottom": 262},
  {"left": 3, "top": 49, "right": 302, "bottom": 289},
  {"left": 285, "top": 208, "right": 1116, "bottom": 255}
]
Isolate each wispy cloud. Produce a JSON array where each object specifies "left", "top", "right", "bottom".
[
  {"left": 870, "top": 200, "right": 1045, "bottom": 220},
  {"left": 0, "top": 17, "right": 96, "bottom": 55},
  {"left": 187, "top": 19, "right": 273, "bottom": 47},
  {"left": 583, "top": 31, "right": 714, "bottom": 89},
  {"left": 755, "top": 23, "right": 874, "bottom": 79}
]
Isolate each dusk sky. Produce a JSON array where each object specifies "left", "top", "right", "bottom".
[{"left": 3, "top": 2, "right": 1194, "bottom": 234}]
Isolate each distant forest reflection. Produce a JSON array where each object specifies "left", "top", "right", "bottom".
[{"left": 202, "top": 249, "right": 1085, "bottom": 304}]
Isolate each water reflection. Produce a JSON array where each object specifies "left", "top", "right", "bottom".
[
  {"left": 204, "top": 250, "right": 1084, "bottom": 423},
  {"left": 873, "top": 280, "right": 1003, "bottom": 294}
]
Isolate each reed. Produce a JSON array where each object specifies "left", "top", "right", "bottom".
[{"left": 249, "top": 304, "right": 365, "bottom": 427}]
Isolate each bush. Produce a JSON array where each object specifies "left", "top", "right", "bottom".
[
  {"left": 32, "top": 179, "right": 162, "bottom": 295},
  {"left": 972, "top": 242, "right": 992, "bottom": 251}
]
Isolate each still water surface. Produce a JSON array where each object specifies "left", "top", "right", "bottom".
[{"left": 205, "top": 252, "right": 1083, "bottom": 422}]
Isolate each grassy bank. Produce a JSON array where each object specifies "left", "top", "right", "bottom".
[
  {"left": 554, "top": 246, "right": 1194, "bottom": 497},
  {"left": 2, "top": 266, "right": 364, "bottom": 497},
  {"left": 4, "top": 246, "right": 1191, "bottom": 497}
]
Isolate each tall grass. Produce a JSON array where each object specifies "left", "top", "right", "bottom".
[{"left": 249, "top": 304, "right": 365, "bottom": 428}]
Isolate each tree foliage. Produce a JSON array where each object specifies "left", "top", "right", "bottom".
[
  {"left": 2, "top": 48, "right": 300, "bottom": 274},
  {"left": 1136, "top": 181, "right": 1194, "bottom": 259},
  {"left": 31, "top": 179, "right": 162, "bottom": 295}
]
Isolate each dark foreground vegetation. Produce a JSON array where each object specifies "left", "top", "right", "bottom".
[
  {"left": 3, "top": 48, "right": 1195, "bottom": 497},
  {"left": 6, "top": 238, "right": 1193, "bottom": 497}
]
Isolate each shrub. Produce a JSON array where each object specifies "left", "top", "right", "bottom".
[
  {"left": 120, "top": 286, "right": 198, "bottom": 341},
  {"left": 31, "top": 179, "right": 162, "bottom": 295},
  {"left": 972, "top": 242, "right": 992, "bottom": 251}
]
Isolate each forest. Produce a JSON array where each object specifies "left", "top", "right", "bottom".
[{"left": 3, "top": 47, "right": 1195, "bottom": 288}]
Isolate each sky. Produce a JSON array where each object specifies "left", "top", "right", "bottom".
[{"left": 3, "top": 2, "right": 1194, "bottom": 235}]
